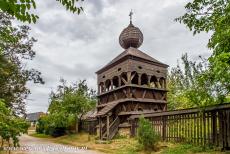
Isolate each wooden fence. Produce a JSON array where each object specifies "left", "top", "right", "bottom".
[
  {"left": 129, "top": 103, "right": 230, "bottom": 150},
  {"left": 81, "top": 119, "right": 98, "bottom": 135}
]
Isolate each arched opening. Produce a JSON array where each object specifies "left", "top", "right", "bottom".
[
  {"left": 159, "top": 77, "right": 166, "bottom": 88},
  {"left": 99, "top": 82, "right": 104, "bottom": 93},
  {"left": 105, "top": 79, "right": 111, "bottom": 91},
  {"left": 141, "top": 73, "right": 148, "bottom": 86},
  {"left": 112, "top": 76, "right": 119, "bottom": 89},
  {"left": 150, "top": 76, "right": 157, "bottom": 88},
  {"left": 120, "top": 72, "right": 127, "bottom": 86},
  {"left": 131, "top": 71, "right": 138, "bottom": 85}
]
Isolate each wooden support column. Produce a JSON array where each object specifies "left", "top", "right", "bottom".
[
  {"left": 98, "top": 84, "right": 100, "bottom": 94},
  {"left": 118, "top": 76, "right": 121, "bottom": 87},
  {"left": 156, "top": 78, "right": 161, "bottom": 88},
  {"left": 110, "top": 79, "right": 113, "bottom": 90},
  {"left": 130, "top": 119, "right": 136, "bottom": 137},
  {"left": 138, "top": 73, "right": 141, "bottom": 85},
  {"left": 162, "top": 116, "right": 167, "bottom": 141},
  {"left": 99, "top": 117, "right": 102, "bottom": 139},
  {"left": 106, "top": 113, "right": 110, "bottom": 140},
  {"left": 147, "top": 75, "right": 151, "bottom": 86},
  {"left": 127, "top": 72, "right": 132, "bottom": 84}
]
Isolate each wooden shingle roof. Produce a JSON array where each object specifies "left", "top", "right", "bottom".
[
  {"left": 96, "top": 47, "right": 168, "bottom": 74},
  {"left": 96, "top": 98, "right": 167, "bottom": 117}
]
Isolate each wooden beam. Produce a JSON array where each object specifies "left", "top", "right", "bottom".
[
  {"left": 106, "top": 114, "right": 110, "bottom": 140},
  {"left": 121, "top": 77, "right": 127, "bottom": 84},
  {"left": 131, "top": 72, "right": 136, "bottom": 81},
  {"left": 123, "top": 89, "right": 128, "bottom": 98},
  {"left": 113, "top": 92, "right": 117, "bottom": 100},
  {"left": 134, "top": 103, "right": 139, "bottom": 111},
  {"left": 122, "top": 104, "right": 127, "bottom": 112},
  {"left": 129, "top": 103, "right": 230, "bottom": 119},
  {"left": 127, "top": 72, "right": 131, "bottom": 84},
  {"left": 142, "top": 90, "right": 146, "bottom": 98}
]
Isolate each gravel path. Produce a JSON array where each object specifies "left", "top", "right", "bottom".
[{"left": 7, "top": 134, "right": 102, "bottom": 154}]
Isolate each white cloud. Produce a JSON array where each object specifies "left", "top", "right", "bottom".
[{"left": 25, "top": 0, "right": 211, "bottom": 113}]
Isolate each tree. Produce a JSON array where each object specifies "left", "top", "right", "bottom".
[
  {"left": 48, "top": 79, "right": 96, "bottom": 116},
  {"left": 176, "top": 0, "right": 230, "bottom": 103},
  {"left": 37, "top": 79, "right": 96, "bottom": 136},
  {"left": 0, "top": 0, "right": 84, "bottom": 23},
  {"left": 0, "top": 12, "right": 44, "bottom": 115},
  {"left": 137, "top": 116, "right": 159, "bottom": 150},
  {"left": 167, "top": 53, "right": 219, "bottom": 110},
  {"left": 0, "top": 99, "right": 29, "bottom": 147}
]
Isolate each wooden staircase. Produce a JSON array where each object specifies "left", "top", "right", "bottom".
[{"left": 101, "top": 116, "right": 120, "bottom": 140}]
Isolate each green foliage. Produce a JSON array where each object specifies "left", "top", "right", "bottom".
[
  {"left": 167, "top": 53, "right": 220, "bottom": 110},
  {"left": 0, "top": 0, "right": 84, "bottom": 23},
  {"left": 36, "top": 116, "right": 49, "bottom": 134},
  {"left": 0, "top": 0, "right": 38, "bottom": 23},
  {"left": 175, "top": 0, "right": 229, "bottom": 34},
  {"left": 161, "top": 143, "right": 212, "bottom": 154},
  {"left": 36, "top": 79, "right": 96, "bottom": 136},
  {"left": 0, "top": 12, "right": 44, "bottom": 115},
  {"left": 0, "top": 100, "right": 29, "bottom": 147},
  {"left": 48, "top": 79, "right": 96, "bottom": 117},
  {"left": 176, "top": 0, "right": 230, "bottom": 105},
  {"left": 137, "top": 116, "right": 160, "bottom": 150}
]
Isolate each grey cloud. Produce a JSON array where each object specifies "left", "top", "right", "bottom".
[{"left": 25, "top": 0, "right": 211, "bottom": 113}]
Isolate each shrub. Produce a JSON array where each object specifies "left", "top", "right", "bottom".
[
  {"left": 137, "top": 116, "right": 160, "bottom": 150},
  {"left": 36, "top": 113, "right": 72, "bottom": 137}
]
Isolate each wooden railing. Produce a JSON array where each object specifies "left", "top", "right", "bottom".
[
  {"left": 108, "top": 117, "right": 120, "bottom": 139},
  {"left": 101, "top": 123, "right": 107, "bottom": 139},
  {"left": 130, "top": 103, "right": 230, "bottom": 150}
]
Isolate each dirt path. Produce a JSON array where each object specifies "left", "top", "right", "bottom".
[{"left": 7, "top": 134, "right": 102, "bottom": 154}]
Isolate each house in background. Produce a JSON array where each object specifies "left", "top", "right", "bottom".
[{"left": 26, "top": 112, "right": 45, "bottom": 127}]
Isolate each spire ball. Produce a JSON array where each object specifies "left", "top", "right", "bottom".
[{"left": 119, "top": 11, "right": 143, "bottom": 49}]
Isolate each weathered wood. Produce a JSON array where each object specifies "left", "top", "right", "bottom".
[
  {"left": 130, "top": 103, "right": 230, "bottom": 119},
  {"left": 227, "top": 110, "right": 230, "bottom": 148},
  {"left": 162, "top": 116, "right": 166, "bottom": 141},
  {"left": 128, "top": 103, "right": 230, "bottom": 150},
  {"left": 106, "top": 114, "right": 110, "bottom": 140}
]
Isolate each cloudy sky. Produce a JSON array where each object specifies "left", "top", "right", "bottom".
[{"left": 25, "top": 0, "right": 211, "bottom": 113}]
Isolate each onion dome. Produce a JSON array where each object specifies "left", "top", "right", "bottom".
[{"left": 119, "top": 12, "right": 143, "bottom": 49}]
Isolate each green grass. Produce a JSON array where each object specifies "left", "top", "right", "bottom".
[
  {"left": 30, "top": 133, "right": 226, "bottom": 154},
  {"left": 160, "top": 143, "right": 225, "bottom": 154},
  {"left": 29, "top": 133, "right": 51, "bottom": 138}
]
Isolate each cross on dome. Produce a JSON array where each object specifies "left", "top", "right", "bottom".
[{"left": 119, "top": 11, "right": 143, "bottom": 49}]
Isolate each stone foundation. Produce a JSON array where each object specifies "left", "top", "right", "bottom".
[{"left": 118, "top": 127, "right": 130, "bottom": 137}]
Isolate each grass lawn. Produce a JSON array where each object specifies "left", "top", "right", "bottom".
[{"left": 29, "top": 133, "right": 227, "bottom": 154}]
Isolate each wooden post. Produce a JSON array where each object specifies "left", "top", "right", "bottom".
[
  {"left": 118, "top": 76, "right": 121, "bottom": 87},
  {"left": 147, "top": 75, "right": 151, "bottom": 86},
  {"left": 162, "top": 116, "right": 166, "bottom": 141},
  {"left": 99, "top": 117, "right": 102, "bottom": 140},
  {"left": 211, "top": 111, "right": 217, "bottom": 146},
  {"left": 106, "top": 114, "right": 110, "bottom": 140},
  {"left": 130, "top": 119, "right": 136, "bottom": 137},
  {"left": 110, "top": 79, "right": 113, "bottom": 90},
  {"left": 127, "top": 72, "right": 132, "bottom": 84},
  {"left": 138, "top": 73, "right": 141, "bottom": 85}
]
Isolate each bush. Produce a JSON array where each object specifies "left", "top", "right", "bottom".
[
  {"left": 36, "top": 114, "right": 70, "bottom": 137},
  {"left": 137, "top": 116, "right": 160, "bottom": 150}
]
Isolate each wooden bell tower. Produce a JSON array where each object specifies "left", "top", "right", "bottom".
[{"left": 96, "top": 12, "right": 168, "bottom": 140}]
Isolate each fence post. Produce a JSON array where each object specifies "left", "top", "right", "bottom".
[
  {"left": 211, "top": 111, "right": 217, "bottom": 146},
  {"left": 162, "top": 116, "right": 166, "bottom": 141},
  {"left": 130, "top": 119, "right": 136, "bottom": 137}
]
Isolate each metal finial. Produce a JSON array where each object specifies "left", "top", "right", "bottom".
[{"left": 129, "top": 9, "right": 133, "bottom": 24}]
